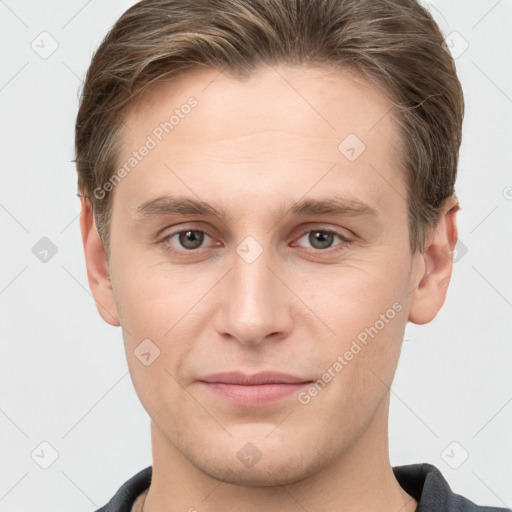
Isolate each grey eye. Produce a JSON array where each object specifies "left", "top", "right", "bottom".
[
  {"left": 296, "top": 230, "right": 342, "bottom": 250},
  {"left": 175, "top": 230, "right": 207, "bottom": 249}
]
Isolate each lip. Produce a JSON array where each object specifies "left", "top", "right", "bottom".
[
  {"left": 200, "top": 371, "right": 310, "bottom": 385},
  {"left": 198, "top": 372, "right": 313, "bottom": 406}
]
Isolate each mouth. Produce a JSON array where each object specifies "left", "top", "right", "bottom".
[{"left": 198, "top": 371, "right": 313, "bottom": 406}]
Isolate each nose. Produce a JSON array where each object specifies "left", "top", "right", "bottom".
[{"left": 213, "top": 242, "right": 294, "bottom": 347}]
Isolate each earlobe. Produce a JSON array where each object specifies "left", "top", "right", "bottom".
[
  {"left": 408, "top": 196, "right": 460, "bottom": 325},
  {"left": 79, "top": 196, "right": 120, "bottom": 326}
]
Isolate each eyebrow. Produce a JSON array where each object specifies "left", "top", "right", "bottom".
[{"left": 133, "top": 194, "right": 379, "bottom": 224}]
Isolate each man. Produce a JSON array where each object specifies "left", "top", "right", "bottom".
[{"left": 75, "top": 0, "right": 508, "bottom": 510}]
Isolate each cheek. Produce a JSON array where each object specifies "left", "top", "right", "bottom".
[
  {"left": 126, "top": 354, "right": 189, "bottom": 436},
  {"left": 310, "top": 260, "right": 408, "bottom": 334},
  {"left": 305, "top": 261, "right": 408, "bottom": 394},
  {"left": 113, "top": 256, "right": 202, "bottom": 338},
  {"left": 114, "top": 262, "right": 210, "bottom": 401}
]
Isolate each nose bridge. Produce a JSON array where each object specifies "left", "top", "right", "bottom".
[{"left": 217, "top": 236, "right": 292, "bottom": 345}]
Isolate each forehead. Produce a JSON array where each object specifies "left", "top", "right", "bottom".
[
  {"left": 115, "top": 64, "right": 406, "bottom": 220},
  {"left": 127, "top": 64, "right": 398, "bottom": 145}
]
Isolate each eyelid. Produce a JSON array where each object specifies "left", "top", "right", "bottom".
[{"left": 293, "top": 224, "right": 353, "bottom": 242}]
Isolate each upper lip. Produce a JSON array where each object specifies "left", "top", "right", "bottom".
[{"left": 200, "top": 371, "right": 311, "bottom": 385}]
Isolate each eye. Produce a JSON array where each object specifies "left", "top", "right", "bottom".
[
  {"left": 161, "top": 229, "right": 214, "bottom": 253},
  {"left": 159, "top": 226, "right": 352, "bottom": 257},
  {"left": 293, "top": 229, "right": 351, "bottom": 252}
]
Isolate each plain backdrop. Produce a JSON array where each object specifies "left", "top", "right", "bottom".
[{"left": 1, "top": 0, "right": 511, "bottom": 510}]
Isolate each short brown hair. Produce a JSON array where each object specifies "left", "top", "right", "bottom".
[{"left": 75, "top": 0, "right": 464, "bottom": 260}]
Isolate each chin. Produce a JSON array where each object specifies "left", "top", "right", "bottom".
[{"left": 187, "top": 444, "right": 320, "bottom": 488}]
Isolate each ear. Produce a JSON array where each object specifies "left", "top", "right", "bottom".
[
  {"left": 79, "top": 195, "right": 120, "bottom": 326},
  {"left": 408, "top": 196, "right": 460, "bottom": 325}
]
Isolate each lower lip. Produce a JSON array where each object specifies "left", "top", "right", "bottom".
[{"left": 200, "top": 382, "right": 311, "bottom": 406}]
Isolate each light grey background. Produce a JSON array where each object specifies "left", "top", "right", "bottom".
[{"left": 0, "top": 0, "right": 511, "bottom": 510}]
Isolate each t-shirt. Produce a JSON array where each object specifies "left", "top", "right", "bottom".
[{"left": 94, "top": 463, "right": 509, "bottom": 512}]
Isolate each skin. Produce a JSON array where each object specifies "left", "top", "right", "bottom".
[{"left": 80, "top": 64, "right": 459, "bottom": 512}]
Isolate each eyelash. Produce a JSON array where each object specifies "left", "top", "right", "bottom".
[{"left": 159, "top": 226, "right": 352, "bottom": 257}]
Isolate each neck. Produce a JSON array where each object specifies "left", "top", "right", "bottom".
[{"left": 143, "top": 396, "right": 416, "bottom": 512}]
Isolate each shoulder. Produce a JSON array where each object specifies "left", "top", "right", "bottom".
[
  {"left": 94, "top": 466, "right": 152, "bottom": 512},
  {"left": 393, "top": 463, "right": 510, "bottom": 512}
]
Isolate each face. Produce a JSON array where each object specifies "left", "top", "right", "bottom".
[{"left": 93, "top": 65, "right": 433, "bottom": 485}]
